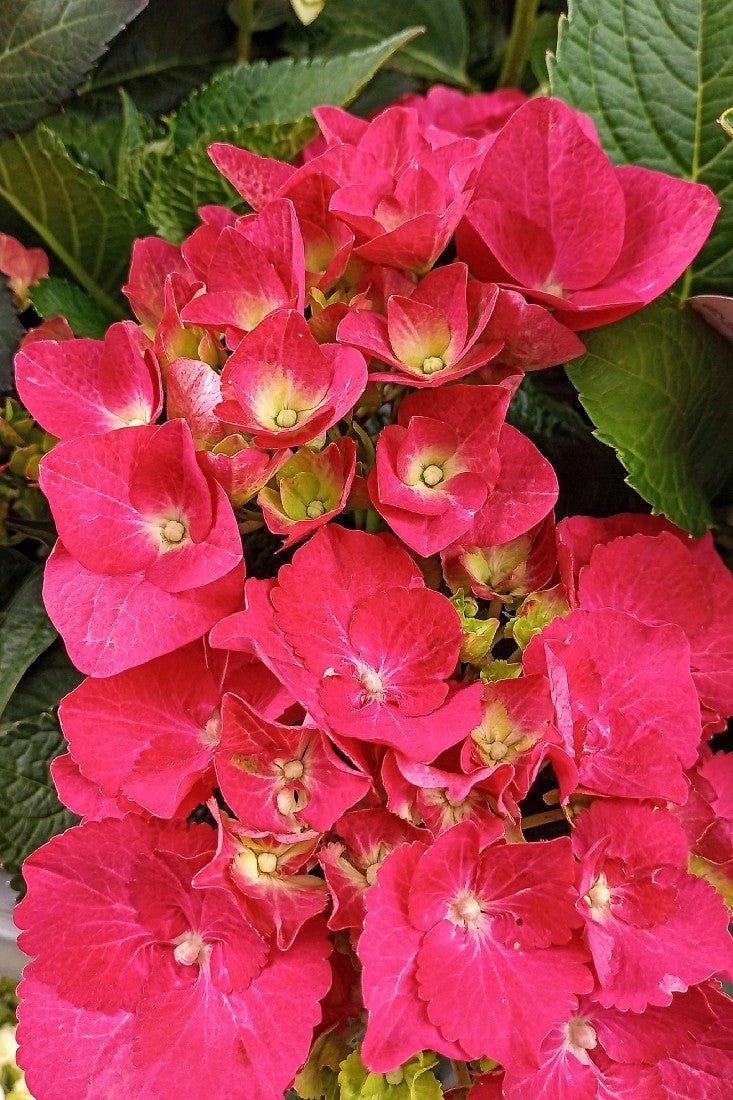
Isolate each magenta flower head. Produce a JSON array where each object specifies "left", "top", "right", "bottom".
[
  {"left": 211, "top": 525, "right": 483, "bottom": 761},
  {"left": 39, "top": 418, "right": 244, "bottom": 676},
  {"left": 216, "top": 309, "right": 367, "bottom": 447},
  {"left": 458, "top": 97, "right": 720, "bottom": 329},
  {"left": 337, "top": 262, "right": 503, "bottom": 387}
]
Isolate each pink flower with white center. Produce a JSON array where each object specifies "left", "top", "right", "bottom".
[
  {"left": 502, "top": 984, "right": 717, "bottom": 1100},
  {"left": 181, "top": 199, "right": 306, "bottom": 339},
  {"left": 212, "top": 527, "right": 483, "bottom": 762},
  {"left": 319, "top": 808, "right": 423, "bottom": 932},
  {"left": 215, "top": 308, "right": 367, "bottom": 447},
  {"left": 458, "top": 98, "right": 719, "bottom": 330},
  {"left": 523, "top": 607, "right": 703, "bottom": 804},
  {"left": 337, "top": 263, "right": 502, "bottom": 387},
  {"left": 214, "top": 693, "right": 371, "bottom": 835},
  {"left": 59, "top": 640, "right": 288, "bottom": 818},
  {"left": 572, "top": 799, "right": 733, "bottom": 1012},
  {"left": 368, "top": 384, "right": 511, "bottom": 556},
  {"left": 40, "top": 418, "right": 244, "bottom": 676},
  {"left": 557, "top": 514, "right": 733, "bottom": 723},
  {"left": 195, "top": 805, "right": 328, "bottom": 949},
  {"left": 16, "top": 817, "right": 332, "bottom": 1100},
  {"left": 15, "top": 321, "right": 163, "bottom": 440},
  {"left": 359, "top": 821, "right": 592, "bottom": 1073}
]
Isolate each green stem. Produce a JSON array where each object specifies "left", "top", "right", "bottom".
[
  {"left": 365, "top": 508, "right": 383, "bottom": 534},
  {"left": 235, "top": 0, "right": 256, "bottom": 62},
  {"left": 498, "top": 0, "right": 540, "bottom": 88}
]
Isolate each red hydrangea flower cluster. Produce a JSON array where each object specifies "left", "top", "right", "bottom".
[{"left": 12, "top": 88, "right": 733, "bottom": 1100}]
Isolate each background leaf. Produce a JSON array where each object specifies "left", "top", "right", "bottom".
[
  {"left": 0, "top": 284, "right": 22, "bottom": 392},
  {"left": 0, "top": 556, "right": 57, "bottom": 718},
  {"left": 286, "top": 0, "right": 470, "bottom": 86},
  {"left": 147, "top": 33, "right": 419, "bottom": 241},
  {"left": 0, "top": 0, "right": 149, "bottom": 137},
  {"left": 29, "top": 276, "right": 113, "bottom": 338},
  {"left": 566, "top": 295, "right": 733, "bottom": 535},
  {"left": 549, "top": 0, "right": 733, "bottom": 295},
  {"left": 85, "top": 0, "right": 235, "bottom": 113},
  {"left": 0, "top": 126, "right": 150, "bottom": 316},
  {"left": 172, "top": 31, "right": 422, "bottom": 151}
]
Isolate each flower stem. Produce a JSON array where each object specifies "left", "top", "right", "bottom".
[
  {"left": 522, "top": 808, "right": 566, "bottom": 831},
  {"left": 235, "top": 0, "right": 255, "bottom": 62},
  {"left": 498, "top": 0, "right": 540, "bottom": 88}
]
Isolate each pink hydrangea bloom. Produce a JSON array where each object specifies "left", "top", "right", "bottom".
[
  {"left": 458, "top": 97, "right": 719, "bottom": 329},
  {"left": 211, "top": 526, "right": 484, "bottom": 760},
  {"left": 59, "top": 640, "right": 286, "bottom": 817},
  {"left": 572, "top": 799, "right": 733, "bottom": 1011},
  {"left": 258, "top": 437, "right": 357, "bottom": 547},
  {"left": 15, "top": 816, "right": 332, "bottom": 1100},
  {"left": 40, "top": 419, "right": 244, "bottom": 675},
  {"left": 15, "top": 321, "right": 163, "bottom": 440},
  {"left": 337, "top": 262, "right": 502, "bottom": 387},
  {"left": 523, "top": 608, "right": 702, "bottom": 803},
  {"left": 359, "top": 822, "right": 592, "bottom": 1071},
  {"left": 122, "top": 237, "right": 194, "bottom": 335},
  {"left": 368, "top": 384, "right": 511, "bottom": 555},
  {"left": 215, "top": 309, "right": 367, "bottom": 446},
  {"left": 0, "top": 232, "right": 48, "bottom": 308}
]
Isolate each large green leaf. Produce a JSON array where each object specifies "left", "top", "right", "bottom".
[
  {"left": 29, "top": 276, "right": 113, "bottom": 338},
  {"left": 0, "top": 283, "right": 21, "bottom": 391},
  {"left": 0, "top": 0, "right": 149, "bottom": 137},
  {"left": 172, "top": 31, "right": 422, "bottom": 151},
  {"left": 0, "top": 126, "right": 149, "bottom": 316},
  {"left": 566, "top": 295, "right": 733, "bottom": 535},
  {"left": 0, "top": 559, "right": 57, "bottom": 719},
  {"left": 0, "top": 641, "right": 82, "bottom": 893},
  {"left": 86, "top": 0, "right": 235, "bottom": 113},
  {"left": 289, "top": 0, "right": 470, "bottom": 86},
  {"left": 549, "top": 0, "right": 733, "bottom": 295}
]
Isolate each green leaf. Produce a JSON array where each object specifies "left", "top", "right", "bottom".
[
  {"left": 85, "top": 0, "right": 235, "bottom": 113},
  {"left": 338, "top": 1049, "right": 443, "bottom": 1100},
  {"left": 566, "top": 295, "right": 733, "bottom": 535},
  {"left": 549, "top": 0, "right": 733, "bottom": 295},
  {"left": 172, "top": 31, "right": 422, "bottom": 151},
  {"left": 0, "top": 125, "right": 150, "bottom": 316},
  {"left": 0, "top": 0, "right": 149, "bottom": 137},
  {"left": 45, "top": 91, "right": 153, "bottom": 191},
  {"left": 0, "top": 282, "right": 22, "bottom": 391},
  {"left": 0, "top": 712, "right": 77, "bottom": 893},
  {"left": 148, "top": 34, "right": 420, "bottom": 242},
  {"left": 29, "top": 276, "right": 114, "bottom": 338},
  {"left": 0, "top": 560, "right": 57, "bottom": 719},
  {"left": 288, "top": 0, "right": 470, "bottom": 86}
]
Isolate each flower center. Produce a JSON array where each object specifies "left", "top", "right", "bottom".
[
  {"left": 421, "top": 463, "right": 444, "bottom": 487},
  {"left": 448, "top": 892, "right": 484, "bottom": 928},
  {"left": 281, "top": 759, "right": 304, "bottom": 781},
  {"left": 200, "top": 707, "right": 222, "bottom": 748},
  {"left": 565, "top": 1017, "right": 598, "bottom": 1064},
  {"left": 275, "top": 407, "right": 298, "bottom": 429},
  {"left": 421, "top": 355, "right": 446, "bottom": 376},
  {"left": 306, "top": 500, "right": 326, "bottom": 519},
  {"left": 364, "top": 862, "right": 380, "bottom": 886},
  {"left": 161, "top": 519, "right": 186, "bottom": 545},
  {"left": 173, "top": 931, "right": 208, "bottom": 967},
  {"left": 256, "top": 852, "right": 278, "bottom": 875},
  {"left": 276, "top": 787, "right": 308, "bottom": 815},
  {"left": 358, "top": 663, "right": 386, "bottom": 700},
  {"left": 585, "top": 874, "right": 612, "bottom": 916}
]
